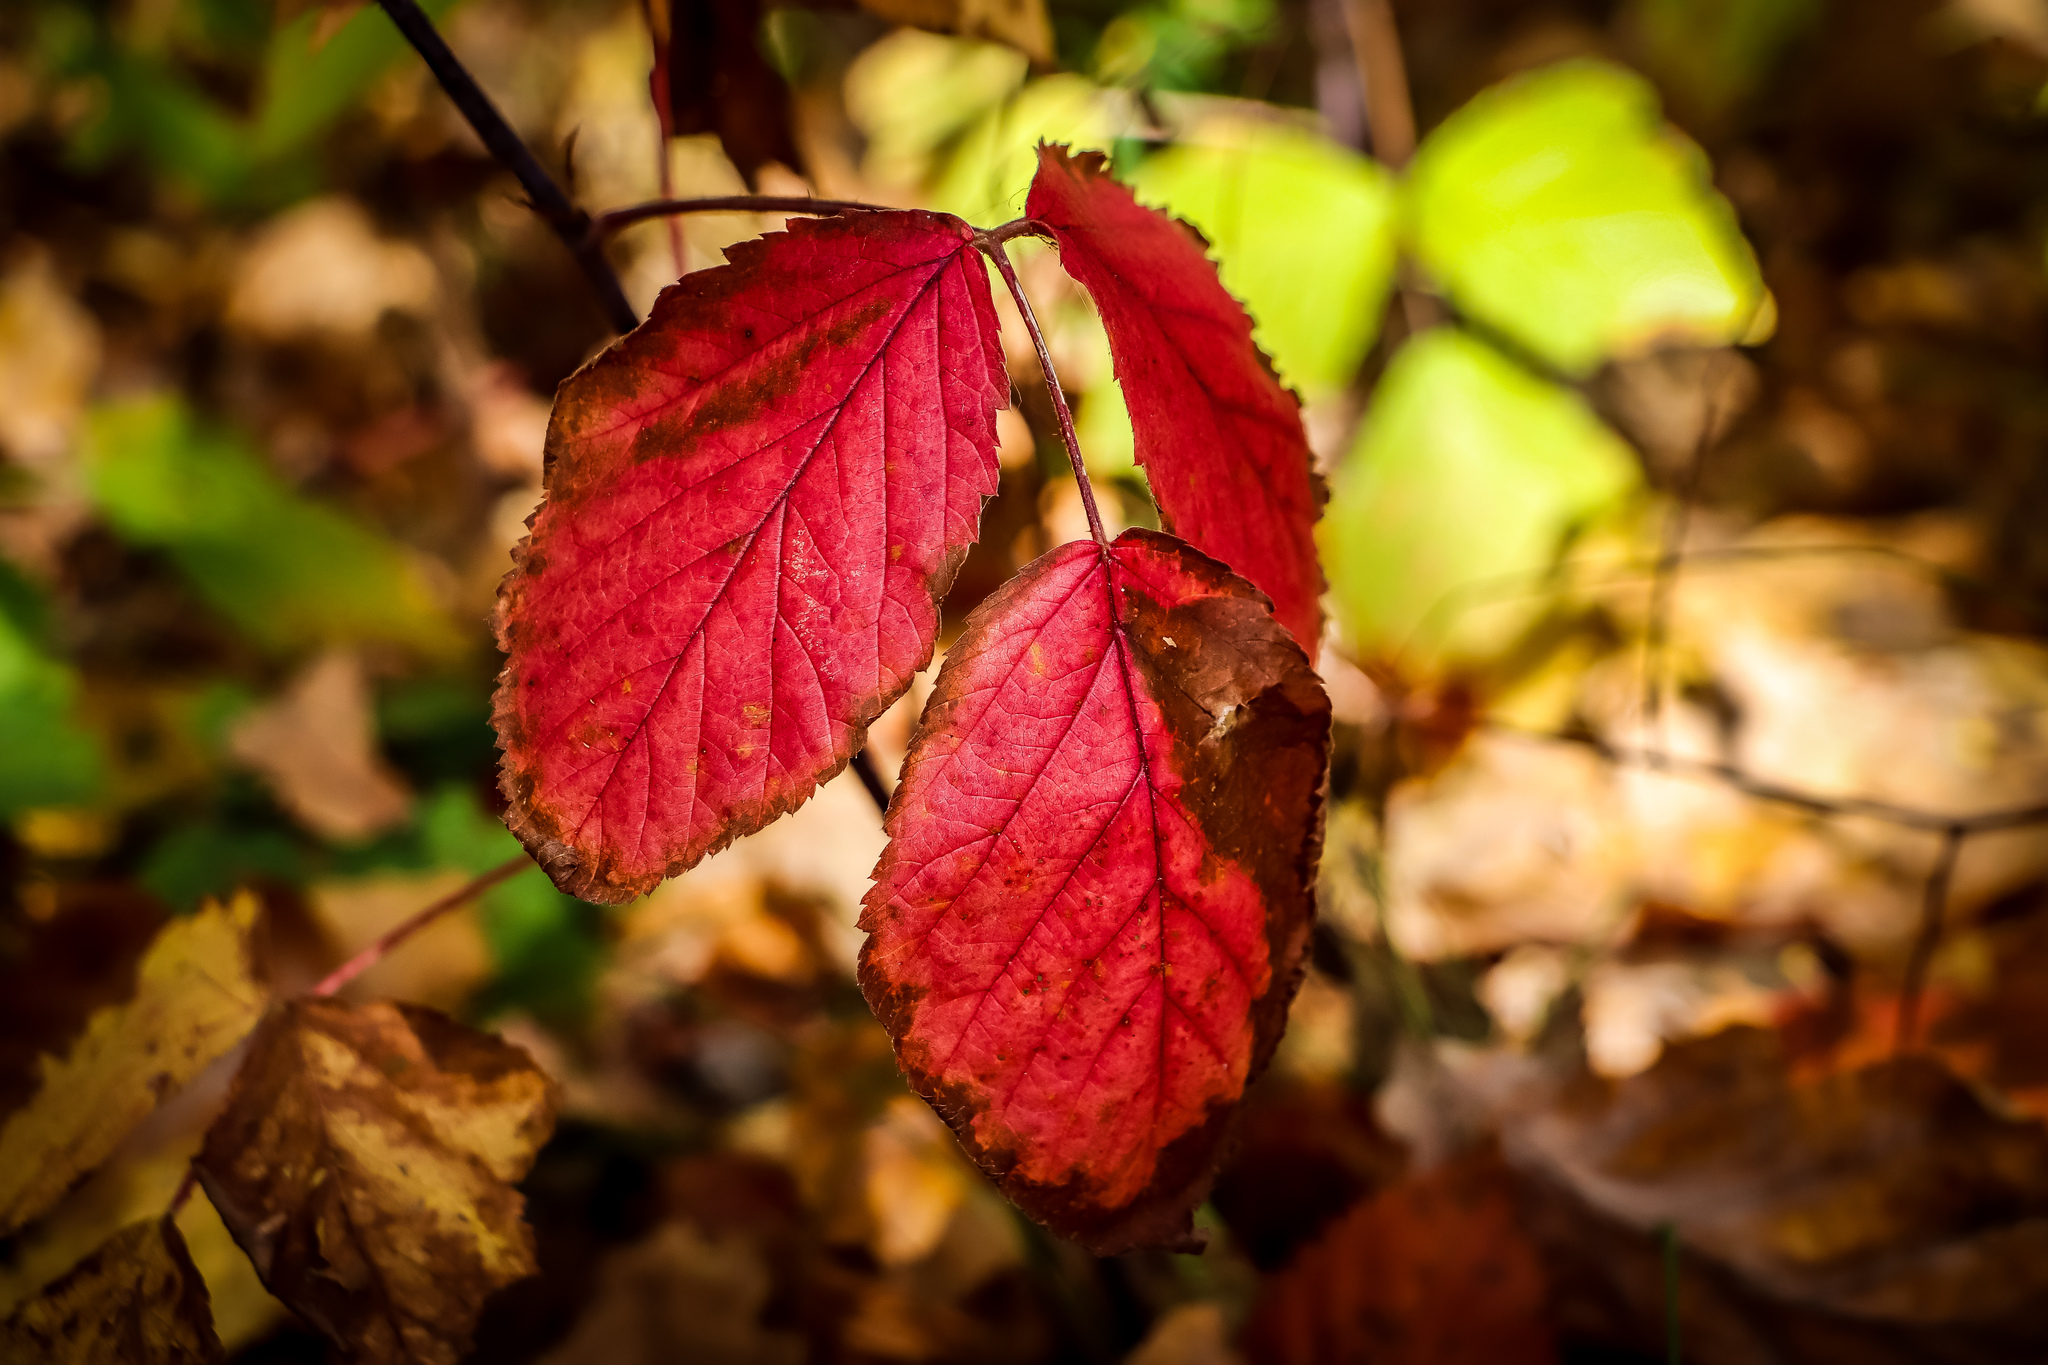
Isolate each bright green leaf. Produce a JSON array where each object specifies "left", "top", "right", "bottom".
[
  {"left": 844, "top": 30, "right": 1030, "bottom": 192},
  {"left": 1406, "top": 59, "right": 1766, "bottom": 377},
  {"left": 82, "top": 396, "right": 453, "bottom": 655},
  {"left": 1126, "top": 115, "right": 1399, "bottom": 395},
  {"left": 928, "top": 76, "right": 1139, "bottom": 223},
  {"left": 1321, "top": 328, "right": 1642, "bottom": 668}
]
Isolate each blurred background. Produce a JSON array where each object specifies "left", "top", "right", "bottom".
[{"left": 4, "top": 0, "right": 2048, "bottom": 1360}]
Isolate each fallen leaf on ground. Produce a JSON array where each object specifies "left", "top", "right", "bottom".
[
  {"left": 227, "top": 649, "right": 412, "bottom": 842},
  {"left": 535, "top": 1220, "right": 803, "bottom": 1365},
  {"left": 1243, "top": 1149, "right": 1556, "bottom": 1365},
  {"left": 195, "top": 998, "right": 558, "bottom": 1365},
  {"left": 0, "top": 1216, "right": 223, "bottom": 1365},
  {"left": 0, "top": 893, "right": 265, "bottom": 1237},
  {"left": 1482, "top": 1027, "right": 2048, "bottom": 1337},
  {"left": 861, "top": 530, "right": 1330, "bottom": 1252}
]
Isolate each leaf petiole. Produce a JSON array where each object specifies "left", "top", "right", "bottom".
[
  {"left": 310, "top": 854, "right": 531, "bottom": 998},
  {"left": 978, "top": 233, "right": 1111, "bottom": 550}
]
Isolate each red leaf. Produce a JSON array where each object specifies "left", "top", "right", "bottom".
[
  {"left": 495, "top": 211, "right": 1007, "bottom": 903},
  {"left": 1243, "top": 1150, "right": 1557, "bottom": 1365},
  {"left": 1026, "top": 146, "right": 1326, "bottom": 656},
  {"left": 859, "top": 529, "right": 1330, "bottom": 1252}
]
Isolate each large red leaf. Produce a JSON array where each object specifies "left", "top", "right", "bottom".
[
  {"left": 1026, "top": 146, "right": 1326, "bottom": 656},
  {"left": 495, "top": 211, "right": 1007, "bottom": 903},
  {"left": 860, "top": 529, "right": 1330, "bottom": 1252}
]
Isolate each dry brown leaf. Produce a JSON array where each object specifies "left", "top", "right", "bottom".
[
  {"left": 856, "top": 0, "right": 1053, "bottom": 65},
  {"left": 535, "top": 1221, "right": 802, "bottom": 1365},
  {"left": 1243, "top": 1150, "right": 1556, "bottom": 1365},
  {"left": 0, "top": 894, "right": 266, "bottom": 1237},
  {"left": 195, "top": 998, "right": 557, "bottom": 1365},
  {"left": 1490, "top": 1027, "right": 2048, "bottom": 1328},
  {"left": 227, "top": 650, "right": 412, "bottom": 842},
  {"left": 0, "top": 1217, "right": 223, "bottom": 1365}
]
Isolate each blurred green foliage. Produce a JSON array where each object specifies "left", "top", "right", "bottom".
[
  {"left": 1126, "top": 116, "right": 1398, "bottom": 396},
  {"left": 83, "top": 396, "right": 453, "bottom": 655},
  {"left": 0, "top": 561, "right": 102, "bottom": 816},
  {"left": 1404, "top": 60, "right": 1766, "bottom": 377},
  {"left": 35, "top": 0, "right": 462, "bottom": 208},
  {"left": 1322, "top": 329, "right": 1641, "bottom": 666}
]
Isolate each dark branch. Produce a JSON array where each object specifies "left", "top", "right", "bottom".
[
  {"left": 1486, "top": 719, "right": 2048, "bottom": 836},
  {"left": 373, "top": 0, "right": 637, "bottom": 334},
  {"left": 590, "top": 196, "right": 887, "bottom": 242}
]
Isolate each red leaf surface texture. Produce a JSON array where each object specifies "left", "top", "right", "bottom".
[
  {"left": 496, "top": 211, "right": 1006, "bottom": 903},
  {"left": 860, "top": 529, "right": 1330, "bottom": 1252},
  {"left": 1026, "top": 147, "right": 1326, "bottom": 656}
]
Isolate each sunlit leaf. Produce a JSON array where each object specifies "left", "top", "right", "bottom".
[
  {"left": 1321, "top": 328, "right": 1641, "bottom": 667},
  {"left": 844, "top": 30, "right": 1030, "bottom": 191},
  {"left": 494, "top": 211, "right": 1006, "bottom": 903},
  {"left": 0, "top": 894, "right": 266, "bottom": 1237},
  {"left": 0, "top": 1217, "right": 223, "bottom": 1365},
  {"left": 927, "top": 77, "right": 1138, "bottom": 222},
  {"left": 82, "top": 396, "right": 453, "bottom": 655},
  {"left": 1126, "top": 115, "right": 1399, "bottom": 396},
  {"left": 1029, "top": 146, "right": 1326, "bottom": 653},
  {"left": 1406, "top": 59, "right": 1767, "bottom": 376},
  {"left": 196, "top": 999, "right": 557, "bottom": 1365},
  {"left": 861, "top": 530, "right": 1330, "bottom": 1253}
]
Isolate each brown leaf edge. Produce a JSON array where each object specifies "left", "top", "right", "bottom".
[
  {"left": 488, "top": 215, "right": 1004, "bottom": 905},
  {"left": 863, "top": 532, "right": 1332, "bottom": 1254}
]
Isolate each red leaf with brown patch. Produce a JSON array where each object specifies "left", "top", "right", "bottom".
[
  {"left": 859, "top": 528, "right": 1330, "bottom": 1253},
  {"left": 1026, "top": 146, "right": 1326, "bottom": 657},
  {"left": 495, "top": 211, "right": 1007, "bottom": 903}
]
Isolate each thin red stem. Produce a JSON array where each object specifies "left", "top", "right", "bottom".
[
  {"left": 590, "top": 196, "right": 885, "bottom": 244},
  {"left": 167, "top": 1164, "right": 198, "bottom": 1217},
  {"left": 311, "top": 855, "right": 530, "bottom": 998},
  {"left": 979, "top": 236, "right": 1111, "bottom": 550}
]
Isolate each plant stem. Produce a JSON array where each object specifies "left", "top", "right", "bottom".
[
  {"left": 980, "top": 237, "right": 1111, "bottom": 550},
  {"left": 372, "top": 0, "right": 638, "bottom": 335},
  {"left": 849, "top": 748, "right": 893, "bottom": 813},
  {"left": 590, "top": 196, "right": 883, "bottom": 241},
  {"left": 635, "top": 0, "right": 687, "bottom": 277},
  {"left": 1342, "top": 0, "right": 1416, "bottom": 167},
  {"left": 1896, "top": 823, "right": 1966, "bottom": 1055},
  {"left": 311, "top": 855, "right": 531, "bottom": 998}
]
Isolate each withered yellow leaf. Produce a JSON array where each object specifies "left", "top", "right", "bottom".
[
  {"left": 0, "top": 894, "right": 266, "bottom": 1237},
  {"left": 856, "top": 0, "right": 1053, "bottom": 65},
  {"left": 0, "top": 1216, "right": 224, "bottom": 1365},
  {"left": 195, "top": 999, "right": 558, "bottom": 1365}
]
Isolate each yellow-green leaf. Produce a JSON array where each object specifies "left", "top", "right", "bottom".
[
  {"left": 1126, "top": 115, "right": 1399, "bottom": 396},
  {"left": 0, "top": 894, "right": 266, "bottom": 1238},
  {"left": 1321, "top": 328, "right": 1641, "bottom": 668},
  {"left": 0, "top": 1217, "right": 223, "bottom": 1365},
  {"left": 1406, "top": 59, "right": 1767, "bottom": 376},
  {"left": 195, "top": 999, "right": 557, "bottom": 1365}
]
